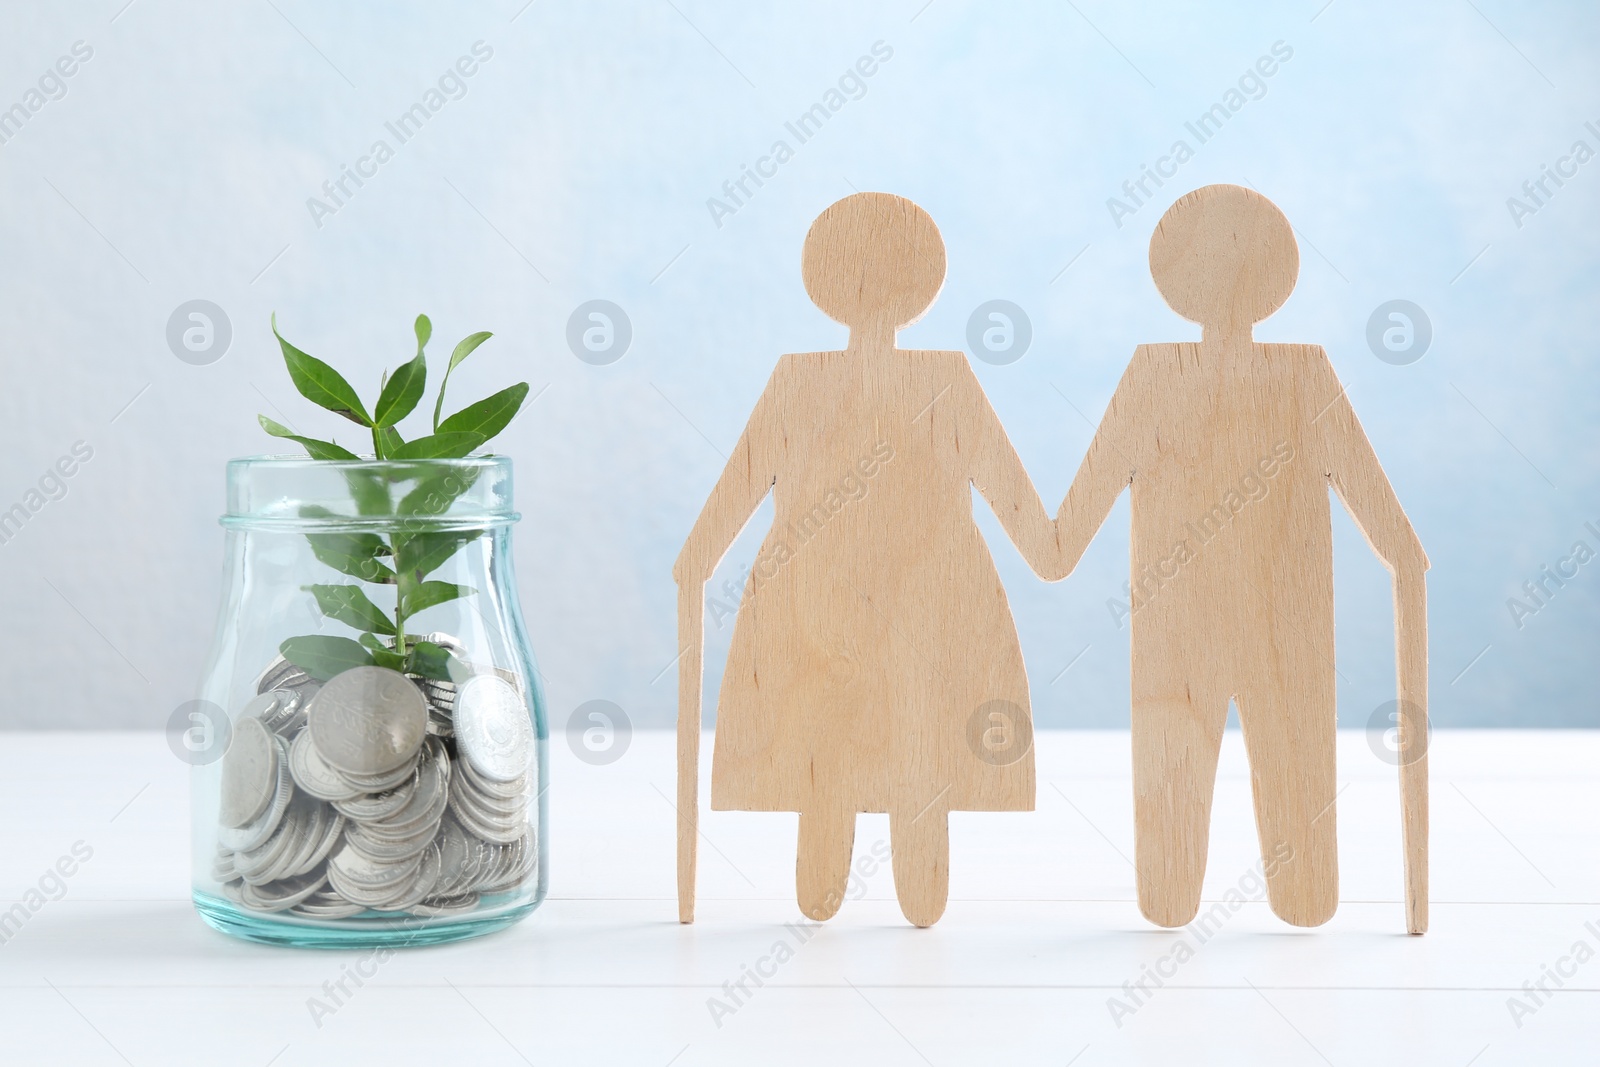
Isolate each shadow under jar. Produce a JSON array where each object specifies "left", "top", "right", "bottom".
[{"left": 191, "top": 455, "right": 548, "bottom": 947}]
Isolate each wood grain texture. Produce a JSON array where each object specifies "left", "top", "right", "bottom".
[
  {"left": 1055, "top": 184, "right": 1430, "bottom": 933},
  {"left": 674, "top": 193, "right": 1060, "bottom": 927}
]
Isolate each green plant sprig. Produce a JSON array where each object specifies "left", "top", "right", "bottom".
[{"left": 260, "top": 313, "right": 530, "bottom": 683}]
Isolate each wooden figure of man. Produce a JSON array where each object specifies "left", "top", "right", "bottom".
[
  {"left": 1056, "top": 184, "right": 1430, "bottom": 933},
  {"left": 674, "top": 192, "right": 1060, "bottom": 927}
]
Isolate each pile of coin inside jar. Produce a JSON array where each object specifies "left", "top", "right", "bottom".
[{"left": 212, "top": 633, "right": 536, "bottom": 920}]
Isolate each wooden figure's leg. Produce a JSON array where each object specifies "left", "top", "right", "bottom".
[
  {"left": 1132, "top": 647, "right": 1227, "bottom": 928},
  {"left": 889, "top": 802, "right": 950, "bottom": 928},
  {"left": 797, "top": 807, "right": 857, "bottom": 921},
  {"left": 1236, "top": 656, "right": 1339, "bottom": 928}
]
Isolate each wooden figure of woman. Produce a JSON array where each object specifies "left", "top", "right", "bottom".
[{"left": 674, "top": 192, "right": 1062, "bottom": 927}]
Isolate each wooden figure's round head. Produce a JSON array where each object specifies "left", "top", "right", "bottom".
[
  {"left": 1149, "top": 184, "right": 1299, "bottom": 331},
  {"left": 802, "top": 193, "right": 946, "bottom": 332}
]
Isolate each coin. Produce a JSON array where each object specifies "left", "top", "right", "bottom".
[
  {"left": 223, "top": 649, "right": 539, "bottom": 921},
  {"left": 333, "top": 779, "right": 415, "bottom": 822},
  {"left": 447, "top": 787, "right": 526, "bottom": 845},
  {"left": 289, "top": 730, "right": 362, "bottom": 801},
  {"left": 336, "top": 757, "right": 419, "bottom": 793},
  {"left": 219, "top": 735, "right": 294, "bottom": 852},
  {"left": 219, "top": 717, "right": 279, "bottom": 828},
  {"left": 453, "top": 674, "right": 532, "bottom": 783},
  {"left": 388, "top": 842, "right": 444, "bottom": 912},
  {"left": 458, "top": 753, "right": 527, "bottom": 800},
  {"left": 421, "top": 631, "right": 468, "bottom": 657},
  {"left": 291, "top": 889, "right": 366, "bottom": 919},
  {"left": 254, "top": 656, "right": 303, "bottom": 695},
  {"left": 407, "top": 892, "right": 479, "bottom": 917},
  {"left": 308, "top": 666, "right": 428, "bottom": 776},
  {"left": 241, "top": 872, "right": 326, "bottom": 913},
  {"left": 235, "top": 809, "right": 301, "bottom": 885}
]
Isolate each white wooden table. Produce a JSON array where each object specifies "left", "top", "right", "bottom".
[{"left": 1, "top": 730, "right": 1594, "bottom": 1066}]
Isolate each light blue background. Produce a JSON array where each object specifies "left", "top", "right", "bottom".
[{"left": 0, "top": 0, "right": 1594, "bottom": 728}]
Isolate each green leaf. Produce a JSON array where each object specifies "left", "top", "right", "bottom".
[
  {"left": 398, "top": 466, "right": 482, "bottom": 516},
  {"left": 308, "top": 539, "right": 396, "bottom": 584},
  {"left": 258, "top": 415, "right": 359, "bottom": 461},
  {"left": 354, "top": 633, "right": 406, "bottom": 671},
  {"left": 414, "top": 314, "right": 432, "bottom": 352},
  {"left": 405, "top": 640, "right": 467, "bottom": 682},
  {"left": 433, "top": 331, "right": 493, "bottom": 431},
  {"left": 280, "top": 635, "right": 374, "bottom": 682},
  {"left": 272, "top": 314, "right": 371, "bottom": 426},
  {"left": 300, "top": 507, "right": 396, "bottom": 584},
  {"left": 400, "top": 581, "right": 475, "bottom": 618},
  {"left": 374, "top": 352, "right": 427, "bottom": 428},
  {"left": 437, "top": 382, "right": 529, "bottom": 443},
  {"left": 369, "top": 645, "right": 407, "bottom": 672},
  {"left": 393, "top": 531, "right": 480, "bottom": 581},
  {"left": 306, "top": 583, "right": 397, "bottom": 635},
  {"left": 374, "top": 424, "right": 404, "bottom": 460},
  {"left": 389, "top": 432, "right": 483, "bottom": 461},
  {"left": 343, "top": 468, "right": 391, "bottom": 516}
]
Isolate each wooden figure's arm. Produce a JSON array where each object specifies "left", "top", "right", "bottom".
[
  {"left": 1055, "top": 351, "right": 1148, "bottom": 577},
  {"left": 673, "top": 367, "right": 786, "bottom": 588},
  {"left": 1308, "top": 346, "right": 1429, "bottom": 933},
  {"left": 673, "top": 363, "right": 785, "bottom": 924},
  {"left": 1309, "top": 351, "right": 1428, "bottom": 577},
  {"left": 959, "top": 361, "right": 1063, "bottom": 580}
]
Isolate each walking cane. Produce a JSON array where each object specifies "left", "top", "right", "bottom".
[
  {"left": 1396, "top": 565, "right": 1429, "bottom": 934},
  {"left": 676, "top": 580, "right": 702, "bottom": 923}
]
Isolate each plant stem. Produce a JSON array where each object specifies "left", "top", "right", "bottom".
[{"left": 391, "top": 534, "right": 407, "bottom": 655}]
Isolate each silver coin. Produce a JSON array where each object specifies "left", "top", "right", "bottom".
[
  {"left": 308, "top": 666, "right": 428, "bottom": 776},
  {"left": 254, "top": 656, "right": 302, "bottom": 695},
  {"left": 260, "top": 686, "right": 315, "bottom": 736},
  {"left": 333, "top": 779, "right": 415, "bottom": 822},
  {"left": 367, "top": 740, "right": 450, "bottom": 834},
  {"left": 329, "top": 843, "right": 422, "bottom": 894},
  {"left": 454, "top": 776, "right": 527, "bottom": 818},
  {"left": 345, "top": 819, "right": 437, "bottom": 863},
  {"left": 235, "top": 813, "right": 299, "bottom": 884},
  {"left": 237, "top": 792, "right": 318, "bottom": 885},
  {"left": 241, "top": 690, "right": 287, "bottom": 722},
  {"left": 431, "top": 817, "right": 472, "bottom": 894},
  {"left": 448, "top": 787, "right": 526, "bottom": 845},
  {"left": 240, "top": 872, "right": 327, "bottom": 913},
  {"left": 420, "top": 631, "right": 468, "bottom": 657},
  {"left": 335, "top": 755, "right": 419, "bottom": 793},
  {"left": 437, "top": 820, "right": 492, "bottom": 896},
  {"left": 386, "top": 843, "right": 445, "bottom": 912},
  {"left": 453, "top": 674, "right": 532, "bottom": 783},
  {"left": 219, "top": 717, "right": 278, "bottom": 828},
  {"left": 218, "top": 737, "right": 294, "bottom": 851},
  {"left": 328, "top": 840, "right": 420, "bottom": 885},
  {"left": 291, "top": 895, "right": 366, "bottom": 919},
  {"left": 451, "top": 795, "right": 525, "bottom": 845},
  {"left": 458, "top": 753, "right": 528, "bottom": 800},
  {"left": 299, "top": 812, "right": 346, "bottom": 875},
  {"left": 279, "top": 797, "right": 330, "bottom": 878},
  {"left": 289, "top": 730, "right": 362, "bottom": 801},
  {"left": 327, "top": 865, "right": 402, "bottom": 909},
  {"left": 407, "top": 892, "right": 480, "bottom": 917},
  {"left": 472, "top": 842, "right": 513, "bottom": 893}
]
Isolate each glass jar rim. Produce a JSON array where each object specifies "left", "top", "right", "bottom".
[{"left": 222, "top": 453, "right": 517, "bottom": 532}]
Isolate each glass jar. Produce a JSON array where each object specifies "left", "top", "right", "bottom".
[{"left": 189, "top": 455, "right": 547, "bottom": 947}]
